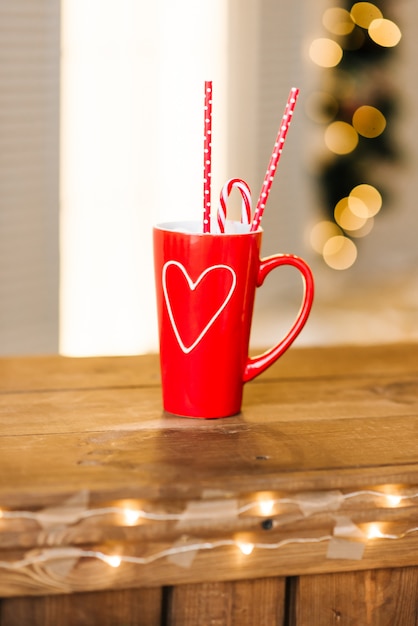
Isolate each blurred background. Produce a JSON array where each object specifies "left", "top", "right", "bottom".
[{"left": 0, "top": 0, "right": 417, "bottom": 356}]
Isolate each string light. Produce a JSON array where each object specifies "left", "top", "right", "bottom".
[
  {"left": 0, "top": 487, "right": 416, "bottom": 527},
  {"left": 258, "top": 499, "right": 275, "bottom": 516},
  {"left": 237, "top": 542, "right": 255, "bottom": 556},
  {"left": 103, "top": 554, "right": 122, "bottom": 568},
  {"left": 122, "top": 508, "right": 142, "bottom": 525},
  {"left": 2, "top": 524, "right": 418, "bottom": 574},
  {"left": 367, "top": 523, "right": 384, "bottom": 539},
  {"left": 1, "top": 487, "right": 418, "bottom": 576},
  {"left": 366, "top": 523, "right": 398, "bottom": 540},
  {"left": 386, "top": 494, "right": 402, "bottom": 507}
]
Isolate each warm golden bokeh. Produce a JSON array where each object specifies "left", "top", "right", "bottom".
[
  {"left": 349, "top": 216, "right": 375, "bottom": 238},
  {"left": 350, "top": 2, "right": 382, "bottom": 28},
  {"left": 323, "top": 235, "right": 358, "bottom": 270},
  {"left": 352, "top": 105, "right": 386, "bottom": 138},
  {"left": 307, "top": 3, "right": 401, "bottom": 269},
  {"left": 369, "top": 18, "right": 402, "bottom": 47},
  {"left": 323, "top": 7, "right": 355, "bottom": 36},
  {"left": 349, "top": 184, "right": 382, "bottom": 217},
  {"left": 334, "top": 197, "right": 368, "bottom": 231},
  {"left": 310, "top": 220, "right": 343, "bottom": 254},
  {"left": 324, "top": 121, "right": 359, "bottom": 154},
  {"left": 309, "top": 38, "right": 343, "bottom": 68}
]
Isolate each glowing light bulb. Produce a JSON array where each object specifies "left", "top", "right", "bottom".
[
  {"left": 104, "top": 555, "right": 122, "bottom": 568},
  {"left": 259, "top": 500, "right": 275, "bottom": 516},
  {"left": 123, "top": 508, "right": 141, "bottom": 525},
  {"left": 367, "top": 524, "right": 384, "bottom": 539},
  {"left": 386, "top": 494, "right": 402, "bottom": 507},
  {"left": 237, "top": 542, "right": 254, "bottom": 556}
]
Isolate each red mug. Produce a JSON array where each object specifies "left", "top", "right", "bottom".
[{"left": 153, "top": 221, "right": 314, "bottom": 418}]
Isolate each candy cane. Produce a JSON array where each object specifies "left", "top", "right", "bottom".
[{"left": 217, "top": 178, "right": 252, "bottom": 234}]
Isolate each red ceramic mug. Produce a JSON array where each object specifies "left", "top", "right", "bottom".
[{"left": 153, "top": 221, "right": 314, "bottom": 418}]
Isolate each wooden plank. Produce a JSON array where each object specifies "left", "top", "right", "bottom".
[
  {"left": 0, "top": 588, "right": 162, "bottom": 626},
  {"left": 2, "top": 411, "right": 418, "bottom": 505},
  {"left": 166, "top": 577, "right": 286, "bottom": 626},
  {"left": 0, "top": 344, "right": 418, "bottom": 597},
  {"left": 295, "top": 567, "right": 418, "bottom": 625},
  {"left": 3, "top": 528, "right": 418, "bottom": 598},
  {"left": 1, "top": 371, "right": 418, "bottom": 437},
  {"left": 0, "top": 344, "right": 416, "bottom": 393},
  {"left": 0, "top": 354, "right": 161, "bottom": 392}
]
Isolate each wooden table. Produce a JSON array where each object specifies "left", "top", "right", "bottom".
[{"left": 0, "top": 343, "right": 418, "bottom": 625}]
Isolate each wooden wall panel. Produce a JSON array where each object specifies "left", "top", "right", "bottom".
[
  {"left": 166, "top": 577, "right": 286, "bottom": 626},
  {"left": 295, "top": 567, "right": 418, "bottom": 626},
  {"left": 0, "top": 588, "right": 162, "bottom": 626}
]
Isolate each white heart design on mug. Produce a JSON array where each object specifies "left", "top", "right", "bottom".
[{"left": 162, "top": 260, "right": 237, "bottom": 354}]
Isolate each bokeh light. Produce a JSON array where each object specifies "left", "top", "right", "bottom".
[
  {"left": 369, "top": 19, "right": 402, "bottom": 47},
  {"left": 350, "top": 2, "right": 382, "bottom": 28},
  {"left": 346, "top": 195, "right": 369, "bottom": 219},
  {"left": 309, "top": 38, "right": 343, "bottom": 68},
  {"left": 310, "top": 220, "right": 343, "bottom": 254},
  {"left": 323, "top": 236, "right": 358, "bottom": 270},
  {"left": 334, "top": 197, "right": 368, "bottom": 231},
  {"left": 324, "top": 121, "right": 359, "bottom": 154},
  {"left": 349, "top": 217, "right": 374, "bottom": 238},
  {"left": 323, "top": 8, "right": 355, "bottom": 36},
  {"left": 352, "top": 105, "right": 386, "bottom": 138},
  {"left": 307, "top": 3, "right": 398, "bottom": 269},
  {"left": 349, "top": 184, "right": 382, "bottom": 217}
]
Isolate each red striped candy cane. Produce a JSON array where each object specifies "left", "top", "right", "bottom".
[{"left": 217, "top": 178, "right": 252, "bottom": 233}]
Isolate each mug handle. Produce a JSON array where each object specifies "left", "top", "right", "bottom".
[{"left": 243, "top": 254, "right": 314, "bottom": 383}]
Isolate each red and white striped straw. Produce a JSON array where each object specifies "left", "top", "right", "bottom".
[
  {"left": 217, "top": 178, "right": 252, "bottom": 234},
  {"left": 251, "top": 87, "right": 300, "bottom": 232},
  {"left": 203, "top": 81, "right": 213, "bottom": 233}
]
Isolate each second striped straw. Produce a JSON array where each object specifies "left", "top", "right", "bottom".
[{"left": 251, "top": 87, "right": 300, "bottom": 232}]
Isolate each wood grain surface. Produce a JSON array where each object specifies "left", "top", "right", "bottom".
[
  {"left": 0, "top": 343, "right": 417, "bottom": 612},
  {"left": 295, "top": 567, "right": 418, "bottom": 626}
]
